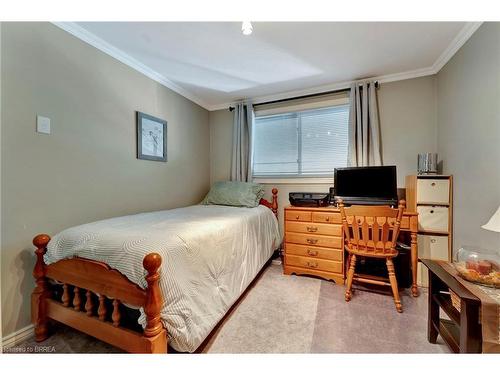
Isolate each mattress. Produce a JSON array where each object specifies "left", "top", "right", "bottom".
[{"left": 44, "top": 204, "right": 281, "bottom": 352}]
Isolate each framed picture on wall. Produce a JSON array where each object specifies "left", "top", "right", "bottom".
[{"left": 137, "top": 111, "right": 167, "bottom": 162}]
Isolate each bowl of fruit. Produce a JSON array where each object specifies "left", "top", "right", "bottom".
[{"left": 453, "top": 247, "right": 500, "bottom": 288}]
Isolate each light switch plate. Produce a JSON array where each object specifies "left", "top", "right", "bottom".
[{"left": 37, "top": 115, "right": 51, "bottom": 134}]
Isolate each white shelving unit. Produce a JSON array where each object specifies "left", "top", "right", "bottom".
[{"left": 406, "top": 175, "right": 453, "bottom": 287}]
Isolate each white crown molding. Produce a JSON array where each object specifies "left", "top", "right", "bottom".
[
  {"left": 208, "top": 66, "right": 438, "bottom": 111},
  {"left": 52, "top": 22, "right": 211, "bottom": 110},
  {"left": 2, "top": 324, "right": 34, "bottom": 349},
  {"left": 209, "top": 22, "right": 483, "bottom": 111},
  {"left": 53, "top": 22, "right": 482, "bottom": 112},
  {"left": 431, "top": 22, "right": 483, "bottom": 72}
]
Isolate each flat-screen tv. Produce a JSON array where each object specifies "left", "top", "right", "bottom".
[{"left": 333, "top": 166, "right": 398, "bottom": 205}]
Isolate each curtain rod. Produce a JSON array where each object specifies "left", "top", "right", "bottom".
[{"left": 228, "top": 81, "right": 379, "bottom": 111}]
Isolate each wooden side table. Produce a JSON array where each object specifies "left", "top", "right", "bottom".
[{"left": 422, "top": 259, "right": 482, "bottom": 353}]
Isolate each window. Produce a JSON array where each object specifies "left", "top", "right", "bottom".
[{"left": 252, "top": 104, "right": 349, "bottom": 177}]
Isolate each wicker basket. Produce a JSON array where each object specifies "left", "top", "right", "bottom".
[
  {"left": 450, "top": 288, "right": 461, "bottom": 312},
  {"left": 449, "top": 288, "right": 482, "bottom": 323}
]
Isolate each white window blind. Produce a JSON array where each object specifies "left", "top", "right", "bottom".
[{"left": 252, "top": 104, "right": 349, "bottom": 177}]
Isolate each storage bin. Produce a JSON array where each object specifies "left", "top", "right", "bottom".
[
  {"left": 417, "top": 179, "right": 450, "bottom": 205},
  {"left": 417, "top": 206, "right": 449, "bottom": 233}
]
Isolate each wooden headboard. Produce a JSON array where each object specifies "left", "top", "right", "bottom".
[{"left": 259, "top": 188, "right": 278, "bottom": 219}]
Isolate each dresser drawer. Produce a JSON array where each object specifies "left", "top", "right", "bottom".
[
  {"left": 286, "top": 221, "right": 342, "bottom": 236},
  {"left": 286, "top": 254, "right": 342, "bottom": 274},
  {"left": 388, "top": 216, "right": 410, "bottom": 229},
  {"left": 285, "top": 232, "right": 342, "bottom": 249},
  {"left": 285, "top": 243, "right": 343, "bottom": 261},
  {"left": 312, "top": 212, "right": 342, "bottom": 224},
  {"left": 417, "top": 206, "right": 449, "bottom": 233},
  {"left": 417, "top": 179, "right": 450, "bottom": 205},
  {"left": 285, "top": 210, "right": 312, "bottom": 222}
]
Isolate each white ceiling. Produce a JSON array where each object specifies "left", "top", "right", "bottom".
[{"left": 66, "top": 22, "right": 479, "bottom": 110}]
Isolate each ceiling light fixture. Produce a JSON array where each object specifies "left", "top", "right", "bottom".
[{"left": 242, "top": 21, "right": 253, "bottom": 36}]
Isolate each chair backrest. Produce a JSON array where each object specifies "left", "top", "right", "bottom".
[{"left": 337, "top": 199, "right": 405, "bottom": 255}]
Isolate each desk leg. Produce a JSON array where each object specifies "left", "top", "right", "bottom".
[{"left": 411, "top": 232, "right": 419, "bottom": 297}]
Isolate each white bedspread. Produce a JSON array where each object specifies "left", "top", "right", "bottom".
[{"left": 44, "top": 204, "right": 281, "bottom": 352}]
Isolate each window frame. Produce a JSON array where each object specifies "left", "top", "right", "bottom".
[{"left": 251, "top": 99, "right": 350, "bottom": 181}]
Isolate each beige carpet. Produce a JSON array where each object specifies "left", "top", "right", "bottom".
[
  {"left": 5, "top": 263, "right": 450, "bottom": 353},
  {"left": 202, "top": 264, "right": 321, "bottom": 353}
]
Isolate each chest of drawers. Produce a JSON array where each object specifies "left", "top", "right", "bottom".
[
  {"left": 283, "top": 206, "right": 345, "bottom": 284},
  {"left": 283, "top": 205, "right": 421, "bottom": 296}
]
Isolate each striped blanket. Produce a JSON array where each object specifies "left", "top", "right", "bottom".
[{"left": 45, "top": 204, "right": 281, "bottom": 352}]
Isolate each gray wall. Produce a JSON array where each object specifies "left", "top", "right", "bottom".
[
  {"left": 1, "top": 23, "right": 210, "bottom": 337},
  {"left": 437, "top": 23, "right": 500, "bottom": 253},
  {"left": 378, "top": 76, "right": 438, "bottom": 183},
  {"left": 209, "top": 76, "right": 438, "bottom": 230}
]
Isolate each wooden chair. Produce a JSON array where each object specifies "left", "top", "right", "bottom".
[{"left": 338, "top": 199, "right": 406, "bottom": 313}]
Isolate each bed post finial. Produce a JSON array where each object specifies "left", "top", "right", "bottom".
[
  {"left": 143, "top": 253, "right": 164, "bottom": 338},
  {"left": 32, "top": 234, "right": 51, "bottom": 342},
  {"left": 271, "top": 188, "right": 278, "bottom": 219}
]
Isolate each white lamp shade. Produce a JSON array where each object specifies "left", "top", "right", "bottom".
[{"left": 482, "top": 205, "right": 500, "bottom": 233}]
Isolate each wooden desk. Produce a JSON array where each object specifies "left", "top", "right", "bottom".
[{"left": 283, "top": 205, "right": 420, "bottom": 297}]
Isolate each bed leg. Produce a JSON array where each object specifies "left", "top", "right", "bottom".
[
  {"left": 32, "top": 234, "right": 51, "bottom": 342},
  {"left": 143, "top": 253, "right": 167, "bottom": 353},
  {"left": 271, "top": 188, "right": 278, "bottom": 219}
]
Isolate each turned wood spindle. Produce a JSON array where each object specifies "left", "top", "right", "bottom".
[
  {"left": 32, "top": 234, "right": 51, "bottom": 342},
  {"left": 143, "top": 253, "right": 164, "bottom": 337},
  {"left": 112, "top": 299, "right": 121, "bottom": 327},
  {"left": 73, "top": 287, "right": 81, "bottom": 311},
  {"left": 85, "top": 290, "right": 94, "bottom": 316},
  {"left": 98, "top": 295, "right": 107, "bottom": 321},
  {"left": 62, "top": 283, "right": 70, "bottom": 307},
  {"left": 271, "top": 188, "right": 278, "bottom": 219}
]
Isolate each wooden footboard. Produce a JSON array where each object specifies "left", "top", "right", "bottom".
[
  {"left": 31, "top": 188, "right": 278, "bottom": 353},
  {"left": 31, "top": 234, "right": 167, "bottom": 353}
]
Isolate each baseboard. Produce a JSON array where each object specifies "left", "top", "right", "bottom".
[{"left": 2, "top": 324, "right": 34, "bottom": 348}]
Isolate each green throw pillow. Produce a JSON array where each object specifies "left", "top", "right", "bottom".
[{"left": 201, "top": 181, "right": 265, "bottom": 208}]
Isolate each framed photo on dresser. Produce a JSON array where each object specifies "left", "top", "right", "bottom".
[{"left": 136, "top": 111, "right": 168, "bottom": 162}]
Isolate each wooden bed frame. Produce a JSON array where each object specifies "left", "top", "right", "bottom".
[{"left": 32, "top": 188, "right": 278, "bottom": 353}]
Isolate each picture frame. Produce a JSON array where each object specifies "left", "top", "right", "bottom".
[{"left": 136, "top": 111, "right": 168, "bottom": 162}]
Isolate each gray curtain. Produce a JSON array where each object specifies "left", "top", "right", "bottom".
[
  {"left": 230, "top": 102, "right": 254, "bottom": 182},
  {"left": 348, "top": 81, "right": 382, "bottom": 166}
]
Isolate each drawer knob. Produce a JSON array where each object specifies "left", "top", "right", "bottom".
[
  {"left": 431, "top": 182, "right": 436, "bottom": 186},
  {"left": 295, "top": 215, "right": 300, "bottom": 220},
  {"left": 431, "top": 239, "right": 436, "bottom": 243},
  {"left": 306, "top": 238, "right": 318, "bottom": 244},
  {"left": 325, "top": 217, "right": 330, "bottom": 222},
  {"left": 307, "top": 226, "right": 318, "bottom": 232},
  {"left": 430, "top": 210, "right": 434, "bottom": 214},
  {"left": 307, "top": 249, "right": 319, "bottom": 256},
  {"left": 306, "top": 261, "right": 318, "bottom": 269}
]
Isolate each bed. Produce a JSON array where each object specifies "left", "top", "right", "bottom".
[{"left": 31, "top": 188, "right": 280, "bottom": 353}]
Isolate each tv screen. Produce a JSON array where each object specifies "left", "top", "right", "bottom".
[{"left": 334, "top": 166, "right": 397, "bottom": 201}]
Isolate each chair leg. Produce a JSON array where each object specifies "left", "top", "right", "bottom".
[
  {"left": 386, "top": 258, "right": 403, "bottom": 313},
  {"left": 345, "top": 254, "right": 356, "bottom": 302}
]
